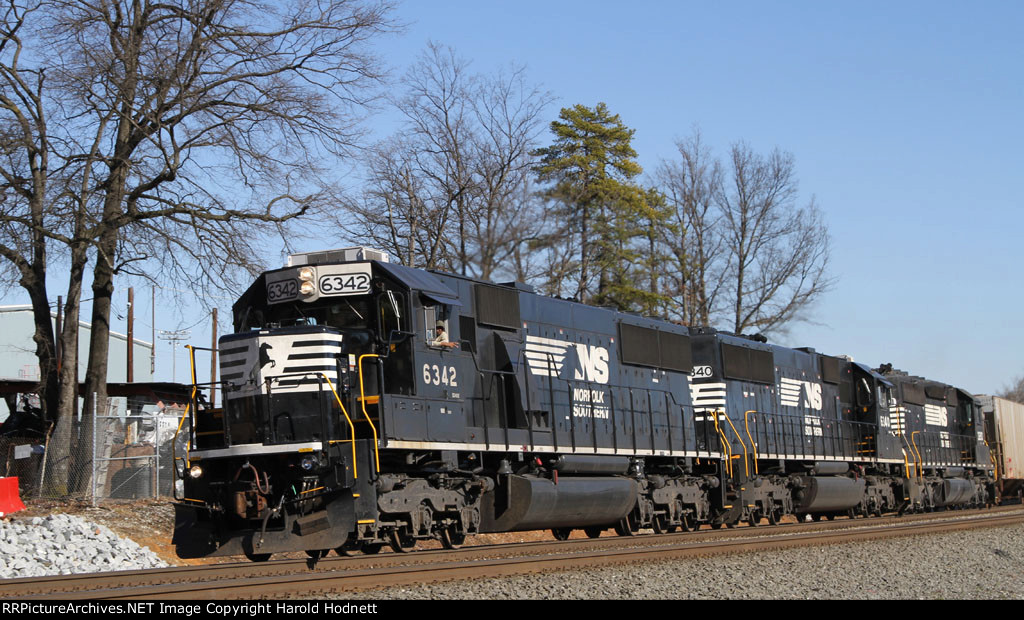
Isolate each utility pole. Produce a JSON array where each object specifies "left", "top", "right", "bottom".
[
  {"left": 127, "top": 287, "right": 134, "bottom": 382},
  {"left": 151, "top": 286, "right": 156, "bottom": 376},
  {"left": 158, "top": 330, "right": 191, "bottom": 383},
  {"left": 56, "top": 296, "right": 63, "bottom": 373}
]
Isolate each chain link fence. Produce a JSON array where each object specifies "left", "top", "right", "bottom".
[{"left": 2, "top": 395, "right": 190, "bottom": 504}]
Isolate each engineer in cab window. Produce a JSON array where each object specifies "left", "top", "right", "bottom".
[{"left": 431, "top": 322, "right": 459, "bottom": 349}]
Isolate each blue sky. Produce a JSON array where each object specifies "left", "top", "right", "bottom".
[
  {"left": 353, "top": 0, "right": 1021, "bottom": 394},
  {"left": 19, "top": 1, "right": 1022, "bottom": 395}
]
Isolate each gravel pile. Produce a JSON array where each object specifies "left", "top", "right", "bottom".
[
  {"left": 0, "top": 513, "right": 170, "bottom": 578},
  {"left": 331, "top": 522, "right": 1024, "bottom": 600}
]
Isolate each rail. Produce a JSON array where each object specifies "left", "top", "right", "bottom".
[
  {"left": 740, "top": 410, "right": 878, "bottom": 466},
  {"left": 910, "top": 429, "right": 983, "bottom": 469},
  {"left": 457, "top": 341, "right": 722, "bottom": 459}
]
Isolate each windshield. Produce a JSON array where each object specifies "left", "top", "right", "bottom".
[{"left": 240, "top": 296, "right": 374, "bottom": 331}]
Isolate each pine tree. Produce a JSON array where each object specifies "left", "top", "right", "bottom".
[{"left": 533, "top": 103, "right": 661, "bottom": 309}]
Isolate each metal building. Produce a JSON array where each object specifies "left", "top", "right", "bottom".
[{"left": 0, "top": 305, "right": 153, "bottom": 421}]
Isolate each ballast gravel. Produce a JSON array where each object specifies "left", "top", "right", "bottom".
[
  {"left": 0, "top": 513, "right": 169, "bottom": 578},
  {"left": 330, "top": 523, "right": 1024, "bottom": 600}
]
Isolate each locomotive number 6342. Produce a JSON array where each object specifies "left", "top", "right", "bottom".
[
  {"left": 318, "top": 273, "right": 371, "bottom": 296},
  {"left": 422, "top": 363, "right": 457, "bottom": 387}
]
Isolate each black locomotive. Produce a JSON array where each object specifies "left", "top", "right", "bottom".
[{"left": 172, "top": 247, "right": 995, "bottom": 560}]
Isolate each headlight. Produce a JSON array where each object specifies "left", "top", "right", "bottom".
[
  {"left": 300, "top": 280, "right": 316, "bottom": 296},
  {"left": 298, "top": 267, "right": 315, "bottom": 282},
  {"left": 189, "top": 464, "right": 203, "bottom": 479},
  {"left": 301, "top": 457, "right": 315, "bottom": 471}
]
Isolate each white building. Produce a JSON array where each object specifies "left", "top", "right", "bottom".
[{"left": 0, "top": 305, "right": 153, "bottom": 420}]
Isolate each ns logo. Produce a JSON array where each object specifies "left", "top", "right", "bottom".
[
  {"left": 779, "top": 377, "right": 823, "bottom": 411},
  {"left": 569, "top": 343, "right": 610, "bottom": 384},
  {"left": 523, "top": 335, "right": 609, "bottom": 384}
]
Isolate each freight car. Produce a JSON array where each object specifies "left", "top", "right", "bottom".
[
  {"left": 171, "top": 247, "right": 996, "bottom": 560},
  {"left": 978, "top": 395, "right": 1024, "bottom": 500}
]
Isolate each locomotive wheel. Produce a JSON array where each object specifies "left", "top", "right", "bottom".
[
  {"left": 305, "top": 549, "right": 329, "bottom": 560},
  {"left": 388, "top": 529, "right": 416, "bottom": 553},
  {"left": 584, "top": 527, "right": 604, "bottom": 539},
  {"left": 614, "top": 517, "right": 634, "bottom": 536},
  {"left": 767, "top": 508, "right": 780, "bottom": 526},
  {"left": 826, "top": 514, "right": 836, "bottom": 521},
  {"left": 710, "top": 522, "right": 723, "bottom": 530},
  {"left": 361, "top": 542, "right": 384, "bottom": 555},
  {"left": 551, "top": 527, "right": 573, "bottom": 541},
  {"left": 679, "top": 513, "right": 694, "bottom": 532},
  {"left": 652, "top": 514, "right": 668, "bottom": 534},
  {"left": 440, "top": 526, "right": 465, "bottom": 549},
  {"left": 245, "top": 551, "right": 271, "bottom": 562},
  {"left": 747, "top": 512, "right": 759, "bottom": 527},
  {"left": 811, "top": 514, "right": 822, "bottom": 522}
]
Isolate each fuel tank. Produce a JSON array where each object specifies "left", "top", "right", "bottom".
[
  {"left": 794, "top": 475, "right": 866, "bottom": 513},
  {"left": 480, "top": 474, "right": 638, "bottom": 532},
  {"left": 935, "top": 478, "right": 974, "bottom": 507}
]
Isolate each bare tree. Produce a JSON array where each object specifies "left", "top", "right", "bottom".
[
  {"left": 715, "top": 142, "right": 832, "bottom": 335},
  {"left": 464, "top": 68, "right": 550, "bottom": 281},
  {"left": 347, "top": 135, "right": 452, "bottom": 269},
  {"left": 1001, "top": 375, "right": 1024, "bottom": 404},
  {"left": 0, "top": 0, "right": 92, "bottom": 459},
  {"left": 0, "top": 0, "right": 396, "bottom": 493},
  {"left": 656, "top": 130, "right": 727, "bottom": 326},
  {"left": 343, "top": 42, "right": 550, "bottom": 279}
]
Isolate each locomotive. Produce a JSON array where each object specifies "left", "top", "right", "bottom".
[{"left": 171, "top": 247, "right": 995, "bottom": 560}]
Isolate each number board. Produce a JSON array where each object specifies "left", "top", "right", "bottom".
[
  {"left": 317, "top": 264, "right": 373, "bottom": 297},
  {"left": 266, "top": 277, "right": 299, "bottom": 304}
]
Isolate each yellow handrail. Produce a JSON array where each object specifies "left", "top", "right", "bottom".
[
  {"left": 171, "top": 389, "right": 196, "bottom": 469},
  {"left": 357, "top": 354, "right": 381, "bottom": 473},
  {"left": 171, "top": 346, "right": 202, "bottom": 500},
  {"left": 711, "top": 409, "right": 733, "bottom": 478},
  {"left": 892, "top": 406, "right": 915, "bottom": 478},
  {"left": 910, "top": 431, "right": 924, "bottom": 480},
  {"left": 320, "top": 373, "right": 358, "bottom": 479},
  {"left": 744, "top": 410, "right": 759, "bottom": 475},
  {"left": 721, "top": 413, "right": 750, "bottom": 479}
]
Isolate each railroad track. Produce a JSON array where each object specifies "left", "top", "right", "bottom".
[{"left": 4, "top": 506, "right": 1022, "bottom": 600}]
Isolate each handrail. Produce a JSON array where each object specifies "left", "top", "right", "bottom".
[
  {"left": 892, "top": 404, "right": 915, "bottom": 478},
  {"left": 171, "top": 345, "right": 204, "bottom": 501},
  {"left": 985, "top": 439, "right": 999, "bottom": 481},
  {"left": 744, "top": 410, "right": 759, "bottom": 475},
  {"left": 711, "top": 409, "right": 733, "bottom": 477},
  {"left": 357, "top": 354, "right": 381, "bottom": 473},
  {"left": 720, "top": 412, "right": 750, "bottom": 478},
  {"left": 910, "top": 431, "right": 923, "bottom": 480},
  {"left": 171, "top": 391, "right": 196, "bottom": 500},
  {"left": 320, "top": 373, "right": 359, "bottom": 479}
]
